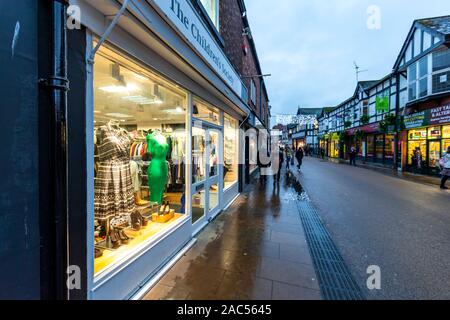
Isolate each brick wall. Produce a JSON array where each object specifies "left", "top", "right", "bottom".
[{"left": 219, "top": 0, "right": 269, "bottom": 127}]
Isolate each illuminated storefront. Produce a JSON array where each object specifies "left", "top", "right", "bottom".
[
  {"left": 403, "top": 108, "right": 450, "bottom": 175},
  {"left": 68, "top": 0, "right": 249, "bottom": 300}
]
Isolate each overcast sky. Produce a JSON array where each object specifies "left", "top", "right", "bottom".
[{"left": 245, "top": 0, "right": 450, "bottom": 121}]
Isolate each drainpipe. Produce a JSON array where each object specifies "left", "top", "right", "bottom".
[
  {"left": 38, "top": 0, "right": 70, "bottom": 300},
  {"left": 87, "top": 0, "right": 130, "bottom": 64}
]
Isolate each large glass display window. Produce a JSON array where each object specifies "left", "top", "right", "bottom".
[
  {"left": 385, "top": 135, "right": 395, "bottom": 161},
  {"left": 192, "top": 98, "right": 221, "bottom": 125},
  {"left": 224, "top": 114, "right": 239, "bottom": 189},
  {"left": 93, "top": 45, "right": 188, "bottom": 275}
]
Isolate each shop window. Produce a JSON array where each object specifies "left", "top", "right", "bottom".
[
  {"left": 192, "top": 127, "right": 206, "bottom": 183},
  {"left": 409, "top": 129, "right": 427, "bottom": 140},
  {"left": 375, "top": 135, "right": 384, "bottom": 161},
  {"left": 443, "top": 139, "right": 450, "bottom": 155},
  {"left": 443, "top": 126, "right": 450, "bottom": 139},
  {"left": 408, "top": 140, "right": 426, "bottom": 165},
  {"left": 367, "top": 135, "right": 375, "bottom": 158},
  {"left": 93, "top": 46, "right": 188, "bottom": 275},
  {"left": 385, "top": 135, "right": 395, "bottom": 160},
  {"left": 193, "top": 98, "right": 221, "bottom": 125},
  {"left": 428, "top": 126, "right": 441, "bottom": 139},
  {"left": 200, "top": 0, "right": 219, "bottom": 29},
  {"left": 224, "top": 114, "right": 239, "bottom": 189}
]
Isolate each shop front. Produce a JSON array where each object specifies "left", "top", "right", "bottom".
[
  {"left": 292, "top": 132, "right": 306, "bottom": 151},
  {"left": 403, "top": 107, "right": 450, "bottom": 175},
  {"left": 347, "top": 123, "right": 395, "bottom": 165},
  {"left": 328, "top": 132, "right": 340, "bottom": 158},
  {"left": 69, "top": 0, "right": 248, "bottom": 300}
]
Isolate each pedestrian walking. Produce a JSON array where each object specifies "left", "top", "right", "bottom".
[
  {"left": 412, "top": 147, "right": 423, "bottom": 174},
  {"left": 295, "top": 147, "right": 304, "bottom": 170},
  {"left": 321, "top": 147, "right": 325, "bottom": 159},
  {"left": 439, "top": 146, "right": 450, "bottom": 190},
  {"left": 285, "top": 147, "right": 292, "bottom": 170},
  {"left": 349, "top": 146, "right": 357, "bottom": 166},
  {"left": 276, "top": 147, "right": 285, "bottom": 184}
]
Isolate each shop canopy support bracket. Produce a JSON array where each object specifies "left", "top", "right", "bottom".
[{"left": 87, "top": 0, "right": 130, "bottom": 65}]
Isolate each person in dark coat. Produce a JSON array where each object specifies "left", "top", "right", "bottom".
[
  {"left": 295, "top": 147, "right": 304, "bottom": 170},
  {"left": 349, "top": 146, "right": 357, "bottom": 166}
]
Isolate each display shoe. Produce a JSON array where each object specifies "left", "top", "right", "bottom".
[
  {"left": 130, "top": 211, "right": 142, "bottom": 231},
  {"left": 164, "top": 201, "right": 170, "bottom": 214},
  {"left": 159, "top": 203, "right": 167, "bottom": 215},
  {"left": 109, "top": 229, "right": 121, "bottom": 249},
  {"left": 118, "top": 229, "right": 129, "bottom": 244},
  {"left": 135, "top": 192, "right": 149, "bottom": 206},
  {"left": 94, "top": 247, "right": 104, "bottom": 259}
]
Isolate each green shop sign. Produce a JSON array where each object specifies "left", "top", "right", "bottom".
[
  {"left": 375, "top": 94, "right": 390, "bottom": 113},
  {"left": 403, "top": 105, "right": 450, "bottom": 129},
  {"left": 403, "top": 111, "right": 429, "bottom": 129}
]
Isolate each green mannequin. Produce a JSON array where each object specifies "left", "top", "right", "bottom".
[{"left": 147, "top": 131, "right": 169, "bottom": 205}]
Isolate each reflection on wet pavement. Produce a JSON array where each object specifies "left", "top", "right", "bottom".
[{"left": 144, "top": 170, "right": 321, "bottom": 300}]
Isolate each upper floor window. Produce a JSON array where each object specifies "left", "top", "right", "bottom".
[
  {"left": 432, "top": 49, "right": 450, "bottom": 94},
  {"left": 250, "top": 79, "right": 257, "bottom": 106},
  {"left": 200, "top": 0, "right": 219, "bottom": 29}
]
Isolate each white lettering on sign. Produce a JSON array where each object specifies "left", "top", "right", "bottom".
[{"left": 153, "top": 0, "right": 242, "bottom": 98}]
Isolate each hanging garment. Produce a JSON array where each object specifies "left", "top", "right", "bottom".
[
  {"left": 94, "top": 125, "right": 135, "bottom": 220},
  {"left": 130, "top": 160, "right": 142, "bottom": 193}
]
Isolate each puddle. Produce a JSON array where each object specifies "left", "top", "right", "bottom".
[{"left": 284, "top": 172, "right": 310, "bottom": 202}]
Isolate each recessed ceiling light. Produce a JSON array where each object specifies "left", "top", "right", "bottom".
[
  {"left": 105, "top": 113, "right": 133, "bottom": 119},
  {"left": 98, "top": 83, "right": 138, "bottom": 93}
]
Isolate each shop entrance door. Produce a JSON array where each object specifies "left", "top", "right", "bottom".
[
  {"left": 191, "top": 123, "right": 223, "bottom": 234},
  {"left": 428, "top": 140, "right": 441, "bottom": 174}
]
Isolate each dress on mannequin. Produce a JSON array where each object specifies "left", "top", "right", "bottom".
[
  {"left": 147, "top": 131, "right": 169, "bottom": 205},
  {"left": 94, "top": 122, "right": 135, "bottom": 219}
]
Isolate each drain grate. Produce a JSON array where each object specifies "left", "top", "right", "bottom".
[{"left": 297, "top": 201, "right": 364, "bottom": 300}]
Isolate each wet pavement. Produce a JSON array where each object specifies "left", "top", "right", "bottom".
[
  {"left": 295, "top": 157, "right": 450, "bottom": 300},
  {"left": 144, "top": 171, "right": 321, "bottom": 300}
]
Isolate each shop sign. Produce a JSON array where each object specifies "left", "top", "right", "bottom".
[
  {"left": 375, "top": 94, "right": 390, "bottom": 113},
  {"left": 430, "top": 105, "right": 450, "bottom": 125},
  {"left": 153, "top": 0, "right": 243, "bottom": 99},
  {"left": 292, "top": 132, "right": 306, "bottom": 139},
  {"left": 347, "top": 123, "right": 380, "bottom": 135},
  {"left": 404, "top": 105, "right": 450, "bottom": 129},
  {"left": 404, "top": 111, "right": 428, "bottom": 129}
]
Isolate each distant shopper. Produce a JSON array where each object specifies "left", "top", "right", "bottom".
[
  {"left": 412, "top": 147, "right": 423, "bottom": 174},
  {"left": 349, "top": 146, "right": 357, "bottom": 166},
  {"left": 295, "top": 147, "right": 304, "bottom": 170},
  {"left": 321, "top": 147, "right": 325, "bottom": 159},
  {"left": 285, "top": 147, "right": 292, "bottom": 170},
  {"left": 276, "top": 148, "right": 285, "bottom": 184},
  {"left": 439, "top": 146, "right": 450, "bottom": 190}
]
